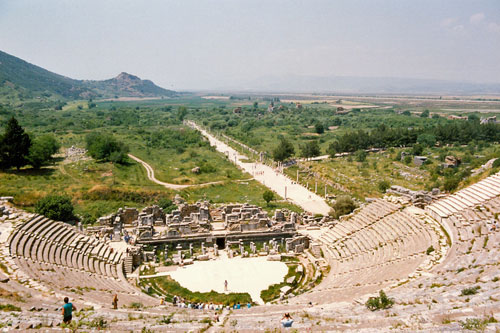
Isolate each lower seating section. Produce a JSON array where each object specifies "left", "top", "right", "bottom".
[
  {"left": 7, "top": 215, "right": 146, "bottom": 301},
  {"left": 311, "top": 200, "right": 441, "bottom": 302}
]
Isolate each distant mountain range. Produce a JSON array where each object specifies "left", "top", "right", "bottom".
[
  {"left": 219, "top": 74, "right": 500, "bottom": 95},
  {"left": 0, "top": 50, "right": 176, "bottom": 102}
]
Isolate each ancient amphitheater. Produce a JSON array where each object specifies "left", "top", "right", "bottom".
[{"left": 0, "top": 174, "right": 499, "bottom": 331}]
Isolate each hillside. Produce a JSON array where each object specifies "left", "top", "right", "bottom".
[{"left": 0, "top": 50, "right": 176, "bottom": 103}]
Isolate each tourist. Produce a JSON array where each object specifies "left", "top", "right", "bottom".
[
  {"left": 214, "top": 311, "right": 220, "bottom": 322},
  {"left": 247, "top": 302, "right": 251, "bottom": 308},
  {"left": 224, "top": 279, "right": 228, "bottom": 291},
  {"left": 62, "top": 297, "right": 76, "bottom": 325},
  {"left": 112, "top": 294, "right": 118, "bottom": 309},
  {"left": 281, "top": 313, "right": 293, "bottom": 328}
]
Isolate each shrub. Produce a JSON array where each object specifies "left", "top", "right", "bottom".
[
  {"left": 90, "top": 317, "right": 107, "bottom": 329},
  {"left": 492, "top": 158, "right": 500, "bottom": 169},
  {"left": 461, "top": 286, "right": 480, "bottom": 296},
  {"left": 35, "top": 195, "right": 75, "bottom": 222},
  {"left": 426, "top": 245, "right": 435, "bottom": 255},
  {"left": 355, "top": 149, "right": 367, "bottom": 162},
  {"left": 460, "top": 318, "right": 486, "bottom": 331},
  {"left": 263, "top": 190, "right": 274, "bottom": 206},
  {"left": 129, "top": 302, "right": 143, "bottom": 309},
  {"left": 0, "top": 304, "right": 21, "bottom": 312},
  {"left": 378, "top": 180, "right": 390, "bottom": 193},
  {"left": 156, "top": 198, "right": 177, "bottom": 213},
  {"left": 365, "top": 290, "right": 394, "bottom": 311},
  {"left": 333, "top": 196, "right": 356, "bottom": 219}
]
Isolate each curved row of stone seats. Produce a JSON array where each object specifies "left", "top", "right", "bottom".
[
  {"left": 322, "top": 208, "right": 436, "bottom": 262},
  {"left": 310, "top": 202, "right": 441, "bottom": 304},
  {"left": 427, "top": 171, "right": 500, "bottom": 223},
  {"left": 8, "top": 215, "right": 123, "bottom": 280},
  {"left": 375, "top": 177, "right": 500, "bottom": 327},
  {"left": 319, "top": 199, "right": 400, "bottom": 245}
]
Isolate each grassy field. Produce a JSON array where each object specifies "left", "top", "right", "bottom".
[
  {"left": 2, "top": 94, "right": 500, "bottom": 221},
  {"left": 284, "top": 145, "right": 500, "bottom": 201},
  {"left": 139, "top": 275, "right": 253, "bottom": 305}
]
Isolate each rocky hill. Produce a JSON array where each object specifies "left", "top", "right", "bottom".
[{"left": 0, "top": 50, "right": 176, "bottom": 102}]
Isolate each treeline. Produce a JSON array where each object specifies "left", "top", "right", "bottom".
[
  {"left": 327, "top": 121, "right": 500, "bottom": 155},
  {"left": 0, "top": 117, "right": 60, "bottom": 170},
  {"left": 145, "top": 128, "right": 208, "bottom": 153}
]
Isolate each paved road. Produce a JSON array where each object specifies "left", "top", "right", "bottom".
[{"left": 186, "top": 121, "right": 332, "bottom": 215}]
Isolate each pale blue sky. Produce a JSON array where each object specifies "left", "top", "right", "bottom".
[{"left": 0, "top": 0, "right": 499, "bottom": 90}]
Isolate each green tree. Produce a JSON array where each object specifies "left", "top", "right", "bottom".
[
  {"left": 35, "top": 195, "right": 75, "bottom": 222},
  {"left": 177, "top": 106, "right": 188, "bottom": 121},
  {"left": 300, "top": 140, "right": 321, "bottom": 158},
  {"left": 417, "top": 133, "right": 436, "bottom": 147},
  {"left": 420, "top": 109, "right": 430, "bottom": 118},
  {"left": 272, "top": 137, "right": 295, "bottom": 161},
  {"left": 333, "top": 196, "right": 356, "bottom": 219},
  {"left": 85, "top": 133, "right": 129, "bottom": 164},
  {"left": 263, "top": 190, "right": 274, "bottom": 206},
  {"left": 28, "top": 135, "right": 60, "bottom": 169},
  {"left": 0, "top": 117, "right": 31, "bottom": 170},
  {"left": 468, "top": 114, "right": 479, "bottom": 122},
  {"left": 315, "top": 123, "right": 324, "bottom": 134}
]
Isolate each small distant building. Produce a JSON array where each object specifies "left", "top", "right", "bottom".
[
  {"left": 296, "top": 103, "right": 303, "bottom": 109},
  {"left": 480, "top": 116, "right": 497, "bottom": 124},
  {"left": 447, "top": 115, "right": 468, "bottom": 120},
  {"left": 267, "top": 104, "right": 274, "bottom": 112},
  {"left": 413, "top": 156, "right": 428, "bottom": 166}
]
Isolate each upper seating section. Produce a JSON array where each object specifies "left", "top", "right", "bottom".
[{"left": 427, "top": 171, "right": 500, "bottom": 221}]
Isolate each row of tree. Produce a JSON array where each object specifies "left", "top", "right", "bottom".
[
  {"left": 272, "top": 137, "right": 322, "bottom": 161},
  {"left": 328, "top": 121, "right": 500, "bottom": 155},
  {"left": 271, "top": 121, "right": 500, "bottom": 162},
  {"left": 0, "top": 117, "right": 60, "bottom": 170}
]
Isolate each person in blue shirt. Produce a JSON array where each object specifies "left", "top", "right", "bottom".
[{"left": 62, "top": 297, "right": 76, "bottom": 324}]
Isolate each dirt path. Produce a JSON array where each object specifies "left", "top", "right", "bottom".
[
  {"left": 128, "top": 154, "right": 249, "bottom": 190},
  {"left": 128, "top": 154, "right": 191, "bottom": 190},
  {"left": 186, "top": 121, "right": 332, "bottom": 215}
]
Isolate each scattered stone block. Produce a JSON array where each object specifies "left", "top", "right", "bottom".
[{"left": 196, "top": 254, "right": 209, "bottom": 261}]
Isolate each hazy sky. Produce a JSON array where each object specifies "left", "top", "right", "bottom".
[{"left": 1, "top": 0, "right": 499, "bottom": 90}]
